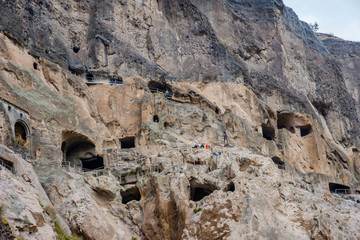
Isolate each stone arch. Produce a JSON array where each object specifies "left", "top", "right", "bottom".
[
  {"left": 61, "top": 132, "right": 104, "bottom": 171},
  {"left": 14, "top": 120, "right": 29, "bottom": 143}
]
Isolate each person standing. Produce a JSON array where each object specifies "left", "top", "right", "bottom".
[{"left": 223, "top": 131, "right": 229, "bottom": 146}]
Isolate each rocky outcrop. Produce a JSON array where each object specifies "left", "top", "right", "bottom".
[
  {"left": 0, "top": 144, "right": 68, "bottom": 240},
  {"left": 0, "top": 0, "right": 360, "bottom": 239}
]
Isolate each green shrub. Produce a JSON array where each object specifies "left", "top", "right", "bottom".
[
  {"left": 54, "top": 220, "right": 78, "bottom": 240},
  {"left": 44, "top": 205, "right": 57, "bottom": 220},
  {"left": 0, "top": 204, "right": 4, "bottom": 217},
  {"left": 193, "top": 208, "right": 202, "bottom": 214}
]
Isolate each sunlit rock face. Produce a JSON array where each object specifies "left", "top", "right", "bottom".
[{"left": 0, "top": 0, "right": 360, "bottom": 239}]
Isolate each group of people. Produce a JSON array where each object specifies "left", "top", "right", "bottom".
[
  {"left": 191, "top": 131, "right": 229, "bottom": 149},
  {"left": 110, "top": 76, "right": 123, "bottom": 85},
  {"left": 193, "top": 144, "right": 210, "bottom": 149}
]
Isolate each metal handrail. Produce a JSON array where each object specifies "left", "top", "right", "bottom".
[
  {"left": 335, "top": 189, "right": 352, "bottom": 194},
  {"left": 149, "top": 87, "right": 166, "bottom": 93},
  {"left": 149, "top": 88, "right": 173, "bottom": 98},
  {"left": 84, "top": 77, "right": 123, "bottom": 85},
  {"left": 0, "top": 159, "right": 16, "bottom": 174}
]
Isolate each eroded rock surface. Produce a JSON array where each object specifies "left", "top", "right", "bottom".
[{"left": 0, "top": 0, "right": 360, "bottom": 239}]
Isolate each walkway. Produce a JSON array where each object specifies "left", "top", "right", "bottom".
[{"left": 85, "top": 77, "right": 123, "bottom": 85}]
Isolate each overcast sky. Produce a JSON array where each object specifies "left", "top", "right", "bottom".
[{"left": 283, "top": 0, "right": 360, "bottom": 42}]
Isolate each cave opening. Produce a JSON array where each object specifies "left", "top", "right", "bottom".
[
  {"left": 148, "top": 81, "right": 167, "bottom": 93},
  {"left": 62, "top": 133, "right": 104, "bottom": 171},
  {"left": 153, "top": 115, "right": 159, "bottom": 123},
  {"left": 224, "top": 181, "right": 235, "bottom": 192},
  {"left": 190, "top": 179, "right": 218, "bottom": 202},
  {"left": 121, "top": 186, "right": 141, "bottom": 204},
  {"left": 33, "top": 62, "right": 38, "bottom": 70},
  {"left": 329, "top": 182, "right": 351, "bottom": 194},
  {"left": 73, "top": 46, "right": 80, "bottom": 53},
  {"left": 272, "top": 156, "right": 285, "bottom": 170},
  {"left": 277, "top": 112, "right": 295, "bottom": 133},
  {"left": 148, "top": 81, "right": 172, "bottom": 97},
  {"left": 262, "top": 124, "right": 275, "bottom": 141},
  {"left": 120, "top": 137, "right": 135, "bottom": 149},
  {"left": 81, "top": 155, "right": 104, "bottom": 171},
  {"left": 300, "top": 125, "right": 312, "bottom": 137}
]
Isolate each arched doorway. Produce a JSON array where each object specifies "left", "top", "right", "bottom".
[
  {"left": 62, "top": 132, "right": 104, "bottom": 171},
  {"left": 14, "top": 121, "right": 29, "bottom": 148},
  {"left": 15, "top": 121, "right": 28, "bottom": 141}
]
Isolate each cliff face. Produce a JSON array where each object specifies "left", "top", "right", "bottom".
[{"left": 0, "top": 0, "right": 360, "bottom": 239}]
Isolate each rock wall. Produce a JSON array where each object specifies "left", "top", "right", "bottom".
[{"left": 0, "top": 0, "right": 360, "bottom": 239}]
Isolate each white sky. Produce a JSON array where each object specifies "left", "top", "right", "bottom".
[{"left": 283, "top": 0, "right": 360, "bottom": 42}]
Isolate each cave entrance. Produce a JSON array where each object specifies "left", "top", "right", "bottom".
[
  {"left": 329, "top": 182, "right": 351, "bottom": 194},
  {"left": 148, "top": 81, "right": 167, "bottom": 93},
  {"left": 300, "top": 125, "right": 312, "bottom": 137},
  {"left": 272, "top": 157, "right": 285, "bottom": 170},
  {"left": 80, "top": 155, "right": 104, "bottom": 172},
  {"left": 262, "top": 124, "right": 275, "bottom": 141},
  {"left": 153, "top": 115, "right": 159, "bottom": 123},
  {"left": 121, "top": 185, "right": 141, "bottom": 204},
  {"left": 277, "top": 112, "right": 295, "bottom": 134},
  {"left": 120, "top": 137, "right": 135, "bottom": 149},
  {"left": 148, "top": 81, "right": 172, "bottom": 96},
  {"left": 224, "top": 181, "right": 235, "bottom": 192},
  {"left": 62, "top": 132, "right": 104, "bottom": 171},
  {"left": 190, "top": 179, "right": 218, "bottom": 202}
]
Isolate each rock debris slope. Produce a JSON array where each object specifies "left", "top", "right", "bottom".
[{"left": 0, "top": 0, "right": 359, "bottom": 239}]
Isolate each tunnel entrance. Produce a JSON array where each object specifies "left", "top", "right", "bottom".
[
  {"left": 300, "top": 125, "right": 312, "bottom": 137},
  {"left": 329, "top": 182, "right": 351, "bottom": 194},
  {"left": 262, "top": 124, "right": 275, "bottom": 141},
  {"left": 121, "top": 185, "right": 141, "bottom": 204},
  {"left": 120, "top": 137, "right": 135, "bottom": 149},
  {"left": 190, "top": 179, "right": 218, "bottom": 202},
  {"left": 272, "top": 157, "right": 285, "bottom": 170},
  {"left": 62, "top": 132, "right": 104, "bottom": 171}
]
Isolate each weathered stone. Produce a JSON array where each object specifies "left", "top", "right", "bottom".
[{"left": 0, "top": 0, "right": 359, "bottom": 239}]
